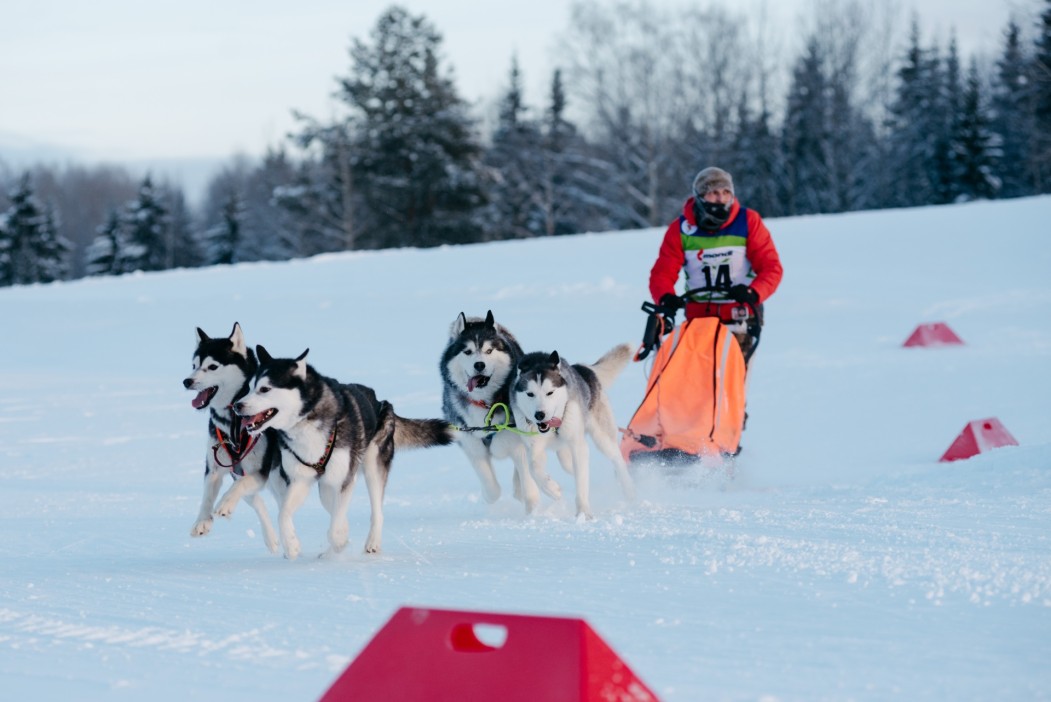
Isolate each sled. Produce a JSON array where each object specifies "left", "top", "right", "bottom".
[{"left": 620, "top": 289, "right": 757, "bottom": 468}]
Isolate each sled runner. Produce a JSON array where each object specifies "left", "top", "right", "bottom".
[{"left": 620, "top": 288, "right": 759, "bottom": 467}]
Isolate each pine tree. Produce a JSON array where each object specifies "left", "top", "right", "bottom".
[
  {"left": 116, "top": 176, "right": 170, "bottom": 273},
  {"left": 86, "top": 208, "right": 121, "bottom": 276},
  {"left": 336, "top": 6, "right": 487, "bottom": 247},
  {"left": 781, "top": 37, "right": 831, "bottom": 215},
  {"left": 992, "top": 21, "right": 1034, "bottom": 198},
  {"left": 931, "top": 36, "right": 964, "bottom": 204},
  {"left": 955, "top": 59, "right": 1001, "bottom": 201},
  {"left": 484, "top": 56, "right": 546, "bottom": 239},
  {"left": 731, "top": 95, "right": 783, "bottom": 217},
  {"left": 204, "top": 191, "right": 245, "bottom": 265},
  {"left": 1031, "top": 0, "right": 1051, "bottom": 191},
  {"left": 0, "top": 173, "right": 70, "bottom": 286},
  {"left": 887, "top": 20, "right": 942, "bottom": 207},
  {"left": 537, "top": 68, "right": 594, "bottom": 236}
]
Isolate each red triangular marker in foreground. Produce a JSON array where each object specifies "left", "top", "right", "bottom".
[
  {"left": 321, "top": 607, "right": 660, "bottom": 702},
  {"left": 904, "top": 322, "right": 964, "bottom": 347},
  {"left": 940, "top": 417, "right": 1019, "bottom": 462}
]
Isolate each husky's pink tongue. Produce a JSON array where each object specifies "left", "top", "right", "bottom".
[
  {"left": 467, "top": 375, "right": 482, "bottom": 391},
  {"left": 191, "top": 389, "right": 211, "bottom": 409},
  {"left": 246, "top": 410, "right": 271, "bottom": 429},
  {"left": 546, "top": 417, "right": 562, "bottom": 428}
]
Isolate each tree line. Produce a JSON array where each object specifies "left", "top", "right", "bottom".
[{"left": 2, "top": 0, "right": 1049, "bottom": 287}]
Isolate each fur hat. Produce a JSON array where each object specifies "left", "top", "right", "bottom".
[{"left": 692, "top": 167, "right": 734, "bottom": 198}]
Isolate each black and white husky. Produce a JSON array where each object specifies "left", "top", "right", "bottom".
[
  {"left": 183, "top": 323, "right": 280, "bottom": 553},
  {"left": 235, "top": 346, "right": 454, "bottom": 560},
  {"left": 440, "top": 311, "right": 552, "bottom": 511},
  {"left": 509, "top": 343, "right": 637, "bottom": 519}
]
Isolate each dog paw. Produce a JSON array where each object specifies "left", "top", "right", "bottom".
[
  {"left": 283, "top": 539, "right": 301, "bottom": 560},
  {"left": 190, "top": 519, "right": 212, "bottom": 537},
  {"left": 540, "top": 478, "right": 562, "bottom": 500},
  {"left": 364, "top": 532, "right": 382, "bottom": 554},
  {"left": 214, "top": 498, "right": 237, "bottom": 519}
]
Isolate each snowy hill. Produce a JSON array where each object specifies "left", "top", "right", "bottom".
[{"left": 1, "top": 196, "right": 1049, "bottom": 700}]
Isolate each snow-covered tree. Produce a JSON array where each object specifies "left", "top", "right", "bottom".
[
  {"left": 484, "top": 56, "right": 546, "bottom": 239},
  {"left": 1031, "top": 0, "right": 1051, "bottom": 191},
  {"left": 954, "top": 59, "right": 1001, "bottom": 201},
  {"left": 85, "top": 208, "right": 121, "bottom": 276},
  {"left": 992, "top": 21, "right": 1032, "bottom": 198},
  {"left": 333, "top": 6, "right": 487, "bottom": 248},
  {"left": 0, "top": 173, "right": 70, "bottom": 286},
  {"left": 115, "top": 176, "right": 170, "bottom": 273}
]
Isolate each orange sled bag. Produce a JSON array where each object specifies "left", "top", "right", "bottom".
[{"left": 620, "top": 317, "right": 746, "bottom": 463}]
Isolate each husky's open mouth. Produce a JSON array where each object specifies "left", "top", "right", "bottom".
[
  {"left": 243, "top": 408, "right": 277, "bottom": 432},
  {"left": 537, "top": 417, "right": 562, "bottom": 433},
  {"left": 191, "top": 386, "right": 218, "bottom": 409},
  {"left": 467, "top": 374, "right": 490, "bottom": 391}
]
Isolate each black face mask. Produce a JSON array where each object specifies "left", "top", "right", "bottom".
[{"left": 694, "top": 200, "right": 731, "bottom": 231}]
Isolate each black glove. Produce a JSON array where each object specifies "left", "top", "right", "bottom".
[
  {"left": 727, "top": 284, "right": 759, "bottom": 305},
  {"left": 658, "top": 293, "right": 684, "bottom": 314}
]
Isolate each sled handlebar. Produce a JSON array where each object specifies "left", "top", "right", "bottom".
[{"left": 634, "top": 286, "right": 762, "bottom": 362}]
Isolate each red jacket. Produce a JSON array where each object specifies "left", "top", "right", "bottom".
[{"left": 649, "top": 198, "right": 782, "bottom": 320}]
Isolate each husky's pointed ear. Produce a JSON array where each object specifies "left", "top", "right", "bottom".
[
  {"left": 294, "top": 349, "right": 309, "bottom": 379},
  {"left": 196, "top": 327, "right": 209, "bottom": 343},
  {"left": 548, "top": 350, "right": 560, "bottom": 366},
  {"left": 229, "top": 322, "right": 246, "bottom": 356},
  {"left": 256, "top": 345, "right": 273, "bottom": 364},
  {"left": 484, "top": 310, "right": 495, "bottom": 328},
  {"left": 451, "top": 312, "right": 467, "bottom": 338}
]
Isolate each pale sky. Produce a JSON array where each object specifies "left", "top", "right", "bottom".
[{"left": 0, "top": 0, "right": 1034, "bottom": 168}]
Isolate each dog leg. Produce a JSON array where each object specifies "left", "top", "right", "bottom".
[
  {"left": 319, "top": 476, "right": 351, "bottom": 555},
  {"left": 362, "top": 454, "right": 388, "bottom": 554},
  {"left": 247, "top": 493, "right": 280, "bottom": 554},
  {"left": 191, "top": 467, "right": 224, "bottom": 537},
  {"left": 556, "top": 447, "right": 576, "bottom": 475},
  {"left": 527, "top": 445, "right": 561, "bottom": 501},
  {"left": 520, "top": 444, "right": 548, "bottom": 514},
  {"left": 278, "top": 478, "right": 311, "bottom": 560},
  {"left": 214, "top": 472, "right": 264, "bottom": 518},
  {"left": 460, "top": 440, "right": 501, "bottom": 502},
  {"left": 591, "top": 405, "right": 637, "bottom": 502},
  {"left": 570, "top": 442, "right": 593, "bottom": 519}
]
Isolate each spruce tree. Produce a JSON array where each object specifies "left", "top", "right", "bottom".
[
  {"left": 887, "top": 20, "right": 941, "bottom": 207},
  {"left": 954, "top": 59, "right": 1001, "bottom": 200},
  {"left": 993, "top": 21, "right": 1033, "bottom": 198},
  {"left": 86, "top": 209, "right": 121, "bottom": 276},
  {"left": 1032, "top": 0, "right": 1051, "bottom": 191},
  {"left": 0, "top": 173, "right": 70, "bottom": 286},
  {"left": 116, "top": 176, "right": 170, "bottom": 273},
  {"left": 781, "top": 37, "right": 831, "bottom": 215},
  {"left": 485, "top": 56, "right": 545, "bottom": 239},
  {"left": 337, "top": 6, "right": 486, "bottom": 247}
]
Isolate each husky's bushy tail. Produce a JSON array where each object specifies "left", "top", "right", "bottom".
[
  {"left": 588, "top": 343, "right": 635, "bottom": 388},
  {"left": 394, "top": 414, "right": 456, "bottom": 450}
]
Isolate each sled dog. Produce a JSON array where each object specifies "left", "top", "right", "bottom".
[
  {"left": 440, "top": 311, "right": 549, "bottom": 510},
  {"left": 509, "top": 343, "right": 637, "bottom": 518},
  {"left": 235, "top": 346, "right": 454, "bottom": 560},
  {"left": 183, "top": 323, "right": 280, "bottom": 553}
]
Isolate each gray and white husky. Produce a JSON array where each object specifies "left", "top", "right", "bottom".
[
  {"left": 182, "top": 323, "right": 280, "bottom": 553},
  {"left": 509, "top": 343, "right": 637, "bottom": 519},
  {"left": 235, "top": 346, "right": 454, "bottom": 560},
  {"left": 440, "top": 311, "right": 550, "bottom": 511}
]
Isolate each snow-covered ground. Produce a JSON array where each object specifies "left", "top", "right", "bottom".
[{"left": 1, "top": 196, "right": 1049, "bottom": 701}]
